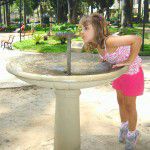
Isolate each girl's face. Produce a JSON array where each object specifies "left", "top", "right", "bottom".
[{"left": 80, "top": 24, "right": 95, "bottom": 43}]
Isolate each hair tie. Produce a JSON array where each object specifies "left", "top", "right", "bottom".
[{"left": 99, "top": 15, "right": 102, "bottom": 21}]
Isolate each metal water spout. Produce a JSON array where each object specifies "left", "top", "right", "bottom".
[{"left": 56, "top": 32, "right": 75, "bottom": 75}]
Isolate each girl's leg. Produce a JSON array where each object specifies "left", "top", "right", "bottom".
[
  {"left": 124, "top": 96, "right": 140, "bottom": 149},
  {"left": 116, "top": 90, "right": 128, "bottom": 122},
  {"left": 116, "top": 90, "right": 129, "bottom": 143},
  {"left": 124, "top": 96, "right": 137, "bottom": 131}
]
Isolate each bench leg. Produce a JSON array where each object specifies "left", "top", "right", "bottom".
[
  {"left": 10, "top": 44, "right": 12, "bottom": 50},
  {"left": 3, "top": 43, "right": 5, "bottom": 50},
  {"left": 1, "top": 42, "right": 3, "bottom": 47}
]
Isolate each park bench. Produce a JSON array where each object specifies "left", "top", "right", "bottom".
[{"left": 1, "top": 35, "right": 15, "bottom": 49}]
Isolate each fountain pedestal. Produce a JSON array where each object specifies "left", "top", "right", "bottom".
[{"left": 54, "top": 89, "right": 81, "bottom": 150}]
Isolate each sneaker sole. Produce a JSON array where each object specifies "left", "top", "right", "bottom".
[
  {"left": 135, "top": 132, "right": 141, "bottom": 146},
  {"left": 126, "top": 132, "right": 141, "bottom": 149},
  {"left": 119, "top": 132, "right": 127, "bottom": 144}
]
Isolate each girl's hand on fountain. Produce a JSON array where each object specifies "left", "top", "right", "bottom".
[
  {"left": 112, "top": 62, "right": 131, "bottom": 68},
  {"left": 99, "top": 59, "right": 107, "bottom": 63}
]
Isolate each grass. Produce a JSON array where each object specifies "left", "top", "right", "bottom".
[
  {"left": 139, "top": 44, "right": 150, "bottom": 56},
  {"left": 13, "top": 36, "right": 67, "bottom": 53},
  {"left": 13, "top": 32, "right": 83, "bottom": 53}
]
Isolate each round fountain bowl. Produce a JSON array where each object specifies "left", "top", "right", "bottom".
[{"left": 6, "top": 53, "right": 128, "bottom": 89}]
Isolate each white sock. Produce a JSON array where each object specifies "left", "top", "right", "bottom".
[
  {"left": 127, "top": 130, "right": 136, "bottom": 136},
  {"left": 121, "top": 121, "right": 128, "bottom": 129}
]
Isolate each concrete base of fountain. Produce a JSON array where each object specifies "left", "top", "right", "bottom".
[{"left": 6, "top": 52, "right": 128, "bottom": 150}]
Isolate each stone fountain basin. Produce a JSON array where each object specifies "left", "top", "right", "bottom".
[{"left": 6, "top": 53, "right": 128, "bottom": 90}]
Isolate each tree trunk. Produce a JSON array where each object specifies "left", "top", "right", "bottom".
[
  {"left": 56, "top": 0, "right": 68, "bottom": 23},
  {"left": 56, "top": 0, "right": 59, "bottom": 23},
  {"left": 91, "top": 2, "right": 93, "bottom": 13},
  {"left": 144, "top": 0, "right": 149, "bottom": 23},
  {"left": 67, "top": 0, "right": 71, "bottom": 23},
  {"left": 67, "top": 0, "right": 78, "bottom": 24},
  {"left": 0, "top": 1, "right": 2, "bottom": 24},
  {"left": 23, "top": 0, "right": 26, "bottom": 27},
  {"left": 106, "top": 7, "right": 110, "bottom": 21},
  {"left": 57, "top": 0, "right": 65, "bottom": 23},
  {"left": 37, "top": 8, "right": 39, "bottom": 19},
  {"left": 127, "top": 0, "right": 133, "bottom": 27},
  {"left": 120, "top": 0, "right": 126, "bottom": 27},
  {"left": 5, "top": 0, "right": 10, "bottom": 26},
  {"left": 72, "top": 2, "right": 78, "bottom": 24},
  {"left": 137, "top": 0, "right": 142, "bottom": 22},
  {"left": 40, "top": 2, "right": 43, "bottom": 26},
  {"left": 118, "top": 0, "right": 121, "bottom": 27},
  {"left": 3, "top": 5, "right": 6, "bottom": 24}
]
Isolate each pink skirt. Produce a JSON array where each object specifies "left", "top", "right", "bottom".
[{"left": 112, "top": 67, "right": 144, "bottom": 96}]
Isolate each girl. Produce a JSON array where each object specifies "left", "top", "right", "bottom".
[{"left": 79, "top": 13, "right": 144, "bottom": 150}]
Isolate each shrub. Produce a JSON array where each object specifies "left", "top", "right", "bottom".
[
  {"left": 110, "top": 11, "right": 119, "bottom": 25},
  {"left": 34, "top": 24, "right": 49, "bottom": 31},
  {"left": 32, "top": 34, "right": 43, "bottom": 44},
  {"left": 0, "top": 24, "right": 6, "bottom": 32},
  {"left": 22, "top": 24, "right": 31, "bottom": 31},
  {"left": 52, "top": 23, "right": 77, "bottom": 33},
  {"left": 133, "top": 14, "right": 143, "bottom": 23},
  {"left": 6, "top": 25, "right": 18, "bottom": 32}
]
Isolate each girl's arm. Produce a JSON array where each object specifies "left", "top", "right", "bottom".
[{"left": 106, "top": 35, "right": 142, "bottom": 66}]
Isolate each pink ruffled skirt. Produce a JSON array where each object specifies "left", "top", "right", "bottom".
[{"left": 112, "top": 66, "right": 144, "bottom": 96}]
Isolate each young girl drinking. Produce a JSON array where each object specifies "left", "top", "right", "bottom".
[{"left": 79, "top": 13, "right": 144, "bottom": 150}]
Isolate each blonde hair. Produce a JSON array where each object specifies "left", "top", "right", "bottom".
[{"left": 79, "top": 13, "right": 111, "bottom": 51}]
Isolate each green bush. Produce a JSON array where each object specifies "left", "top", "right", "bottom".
[
  {"left": 34, "top": 24, "right": 50, "bottom": 31},
  {"left": 52, "top": 23, "right": 77, "bottom": 33},
  {"left": 119, "top": 27, "right": 142, "bottom": 36},
  {"left": 5, "top": 25, "right": 18, "bottom": 32},
  {"left": 25, "top": 24, "right": 31, "bottom": 31},
  {"left": 53, "top": 35, "right": 66, "bottom": 44},
  {"left": 12, "top": 18, "right": 23, "bottom": 23},
  {"left": 0, "top": 23, "right": 4, "bottom": 26},
  {"left": 110, "top": 11, "right": 119, "bottom": 25},
  {"left": 32, "top": 34, "right": 43, "bottom": 44}
]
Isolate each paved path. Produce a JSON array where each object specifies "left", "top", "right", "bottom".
[{"left": 0, "top": 33, "right": 35, "bottom": 88}]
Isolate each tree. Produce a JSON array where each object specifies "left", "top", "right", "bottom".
[
  {"left": 67, "top": 0, "right": 79, "bottom": 23},
  {"left": 82, "top": 0, "right": 97, "bottom": 14},
  {"left": 120, "top": 0, "right": 133, "bottom": 27},
  {"left": 5, "top": 0, "right": 10, "bottom": 26},
  {"left": 23, "top": 0, "right": 34, "bottom": 26},
  {"left": 120, "top": 0, "right": 126, "bottom": 27},
  {"left": 39, "top": 0, "right": 44, "bottom": 25},
  {"left": 3, "top": 0, "right": 15, "bottom": 26},
  {"left": 126, "top": 0, "right": 133, "bottom": 27},
  {"left": 144, "top": 0, "right": 149, "bottom": 23},
  {"left": 15, "top": 0, "right": 36, "bottom": 26},
  {"left": 0, "top": 0, "right": 2, "bottom": 23},
  {"left": 56, "top": 0, "right": 68, "bottom": 23},
  {"left": 137, "top": 0, "right": 142, "bottom": 22},
  {"left": 85, "top": 0, "right": 115, "bottom": 20},
  {"left": 95, "top": 0, "right": 114, "bottom": 15},
  {"left": 3, "top": 3, "right": 6, "bottom": 24}
]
